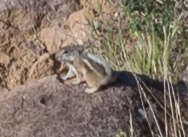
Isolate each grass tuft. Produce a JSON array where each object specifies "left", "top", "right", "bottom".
[
  {"left": 87, "top": 0, "right": 188, "bottom": 136},
  {"left": 88, "top": 0, "right": 188, "bottom": 82}
]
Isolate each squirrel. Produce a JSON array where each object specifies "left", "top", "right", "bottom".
[{"left": 55, "top": 45, "right": 117, "bottom": 94}]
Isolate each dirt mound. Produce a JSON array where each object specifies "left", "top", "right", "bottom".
[
  {"left": 0, "top": 0, "right": 123, "bottom": 94},
  {"left": 0, "top": 0, "right": 118, "bottom": 93},
  {"left": 0, "top": 72, "right": 187, "bottom": 137},
  {"left": 0, "top": 0, "right": 81, "bottom": 93}
]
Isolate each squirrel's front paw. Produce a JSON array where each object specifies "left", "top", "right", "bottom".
[
  {"left": 85, "top": 88, "right": 98, "bottom": 94},
  {"left": 72, "top": 79, "right": 81, "bottom": 85}
]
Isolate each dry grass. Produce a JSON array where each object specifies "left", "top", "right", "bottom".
[{"left": 87, "top": 0, "right": 188, "bottom": 136}]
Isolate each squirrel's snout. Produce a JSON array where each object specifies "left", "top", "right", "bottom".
[{"left": 55, "top": 54, "right": 62, "bottom": 61}]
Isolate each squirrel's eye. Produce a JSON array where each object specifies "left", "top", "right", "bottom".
[{"left": 64, "top": 50, "right": 68, "bottom": 54}]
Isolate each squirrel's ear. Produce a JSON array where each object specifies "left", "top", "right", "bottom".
[{"left": 77, "top": 45, "right": 84, "bottom": 53}]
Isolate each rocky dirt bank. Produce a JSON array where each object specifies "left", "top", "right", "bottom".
[
  {"left": 0, "top": 0, "right": 112, "bottom": 92},
  {"left": 0, "top": 0, "right": 188, "bottom": 136}
]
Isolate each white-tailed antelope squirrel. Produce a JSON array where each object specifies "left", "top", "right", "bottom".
[{"left": 55, "top": 45, "right": 117, "bottom": 94}]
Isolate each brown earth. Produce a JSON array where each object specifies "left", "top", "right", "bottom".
[
  {"left": 0, "top": 0, "right": 81, "bottom": 93},
  {"left": 0, "top": 72, "right": 187, "bottom": 137},
  {"left": 0, "top": 0, "right": 120, "bottom": 93}
]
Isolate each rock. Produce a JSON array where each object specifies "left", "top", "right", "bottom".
[
  {"left": 39, "top": 26, "right": 65, "bottom": 53},
  {"left": 0, "top": 73, "right": 136, "bottom": 137},
  {"left": 39, "top": 8, "right": 94, "bottom": 52},
  {"left": 27, "top": 54, "right": 54, "bottom": 80},
  {"left": 63, "top": 8, "right": 94, "bottom": 46},
  {"left": 0, "top": 72, "right": 188, "bottom": 137},
  {"left": 0, "top": 0, "right": 80, "bottom": 33},
  {"left": 9, "top": 9, "right": 34, "bottom": 32},
  {"left": 0, "top": 0, "right": 80, "bottom": 92},
  {"left": 0, "top": 0, "right": 80, "bottom": 19},
  {"left": 24, "top": 40, "right": 46, "bottom": 56},
  {"left": 0, "top": 52, "right": 10, "bottom": 65}
]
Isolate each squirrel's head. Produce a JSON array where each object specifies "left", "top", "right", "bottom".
[{"left": 55, "top": 45, "right": 83, "bottom": 62}]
